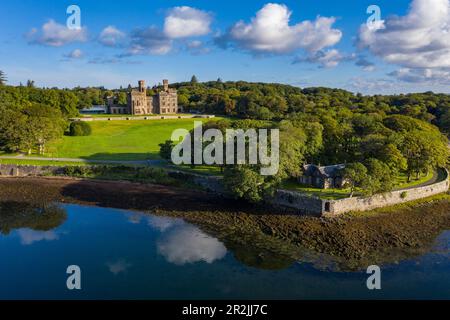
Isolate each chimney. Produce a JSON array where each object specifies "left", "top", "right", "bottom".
[
  {"left": 163, "top": 79, "right": 169, "bottom": 91},
  {"left": 138, "top": 80, "right": 145, "bottom": 93}
]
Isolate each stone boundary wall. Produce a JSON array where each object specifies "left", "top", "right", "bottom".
[
  {"left": 270, "top": 190, "right": 324, "bottom": 216},
  {"left": 70, "top": 115, "right": 215, "bottom": 122},
  {"left": 272, "top": 169, "right": 449, "bottom": 215},
  {"left": 0, "top": 164, "right": 64, "bottom": 177},
  {"left": 326, "top": 170, "right": 449, "bottom": 215}
]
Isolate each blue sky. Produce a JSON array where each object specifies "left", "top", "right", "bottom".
[{"left": 1, "top": 0, "right": 449, "bottom": 94}]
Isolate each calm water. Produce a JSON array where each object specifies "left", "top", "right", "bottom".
[{"left": 0, "top": 203, "right": 449, "bottom": 300}]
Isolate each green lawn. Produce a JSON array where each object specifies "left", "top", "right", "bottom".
[
  {"left": 281, "top": 180, "right": 356, "bottom": 200},
  {"left": 43, "top": 118, "right": 217, "bottom": 161},
  {"left": 392, "top": 171, "right": 434, "bottom": 189}
]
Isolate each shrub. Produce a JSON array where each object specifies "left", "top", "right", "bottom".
[
  {"left": 400, "top": 191, "right": 408, "bottom": 199},
  {"left": 69, "top": 121, "right": 92, "bottom": 136},
  {"left": 63, "top": 166, "right": 93, "bottom": 177},
  {"left": 135, "top": 167, "right": 174, "bottom": 185}
]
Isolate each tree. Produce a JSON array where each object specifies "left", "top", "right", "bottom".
[
  {"left": 364, "top": 158, "right": 394, "bottom": 195},
  {"left": 117, "top": 92, "right": 127, "bottom": 105},
  {"left": 159, "top": 140, "right": 175, "bottom": 161},
  {"left": 22, "top": 103, "right": 65, "bottom": 154},
  {"left": 26, "top": 79, "right": 35, "bottom": 88},
  {"left": 0, "top": 70, "right": 6, "bottom": 86},
  {"left": 190, "top": 75, "right": 198, "bottom": 84},
  {"left": 278, "top": 121, "right": 307, "bottom": 178},
  {"left": 401, "top": 130, "right": 448, "bottom": 180},
  {"left": 341, "top": 163, "right": 368, "bottom": 197},
  {"left": 223, "top": 166, "right": 279, "bottom": 203}
]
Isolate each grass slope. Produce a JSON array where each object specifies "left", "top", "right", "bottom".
[{"left": 45, "top": 119, "right": 213, "bottom": 161}]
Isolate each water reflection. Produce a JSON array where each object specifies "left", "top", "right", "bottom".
[
  {"left": 0, "top": 202, "right": 67, "bottom": 245},
  {"left": 17, "top": 229, "right": 59, "bottom": 245},
  {"left": 106, "top": 259, "right": 133, "bottom": 275},
  {"left": 125, "top": 211, "right": 228, "bottom": 265},
  {"left": 157, "top": 225, "right": 227, "bottom": 265}
]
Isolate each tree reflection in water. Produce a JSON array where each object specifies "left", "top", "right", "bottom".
[{"left": 0, "top": 201, "right": 67, "bottom": 235}]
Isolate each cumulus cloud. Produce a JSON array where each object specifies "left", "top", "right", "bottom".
[
  {"left": 185, "top": 40, "right": 211, "bottom": 55},
  {"left": 125, "top": 26, "right": 173, "bottom": 56},
  {"left": 64, "top": 49, "right": 83, "bottom": 59},
  {"left": 358, "top": 0, "right": 450, "bottom": 82},
  {"left": 355, "top": 56, "right": 375, "bottom": 72},
  {"left": 389, "top": 68, "right": 450, "bottom": 84},
  {"left": 99, "top": 26, "right": 126, "bottom": 47},
  {"left": 348, "top": 77, "right": 396, "bottom": 94},
  {"left": 114, "top": 6, "right": 212, "bottom": 56},
  {"left": 218, "top": 3, "right": 342, "bottom": 55},
  {"left": 17, "top": 229, "right": 59, "bottom": 245},
  {"left": 164, "top": 6, "right": 213, "bottom": 39},
  {"left": 157, "top": 225, "right": 227, "bottom": 265},
  {"left": 293, "top": 49, "right": 347, "bottom": 68},
  {"left": 26, "top": 19, "right": 87, "bottom": 47}
]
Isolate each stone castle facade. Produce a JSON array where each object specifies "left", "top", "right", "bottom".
[{"left": 107, "top": 79, "right": 179, "bottom": 115}]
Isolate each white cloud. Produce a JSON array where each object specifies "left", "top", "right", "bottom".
[
  {"left": 17, "top": 229, "right": 59, "bottom": 245},
  {"left": 99, "top": 26, "right": 126, "bottom": 47},
  {"left": 348, "top": 77, "right": 396, "bottom": 94},
  {"left": 294, "top": 49, "right": 344, "bottom": 68},
  {"left": 26, "top": 19, "right": 87, "bottom": 47},
  {"left": 389, "top": 68, "right": 450, "bottom": 84},
  {"left": 126, "top": 27, "right": 173, "bottom": 56},
  {"left": 355, "top": 56, "right": 375, "bottom": 72},
  {"left": 219, "top": 3, "right": 342, "bottom": 55},
  {"left": 157, "top": 225, "right": 227, "bottom": 265},
  {"left": 164, "top": 6, "right": 213, "bottom": 39},
  {"left": 64, "top": 49, "right": 83, "bottom": 59},
  {"left": 186, "top": 40, "right": 211, "bottom": 55},
  {"left": 358, "top": 0, "right": 450, "bottom": 70}
]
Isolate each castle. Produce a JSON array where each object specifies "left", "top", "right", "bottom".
[{"left": 107, "top": 79, "right": 179, "bottom": 115}]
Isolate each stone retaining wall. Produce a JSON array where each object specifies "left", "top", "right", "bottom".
[
  {"left": 272, "top": 169, "right": 449, "bottom": 215},
  {"left": 325, "top": 172, "right": 449, "bottom": 215},
  {"left": 0, "top": 164, "right": 63, "bottom": 177},
  {"left": 270, "top": 190, "right": 324, "bottom": 216}
]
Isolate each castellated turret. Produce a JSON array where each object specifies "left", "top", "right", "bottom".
[
  {"left": 138, "top": 80, "right": 146, "bottom": 93},
  {"left": 163, "top": 79, "right": 169, "bottom": 91}
]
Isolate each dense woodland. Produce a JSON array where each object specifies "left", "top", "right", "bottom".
[{"left": 0, "top": 72, "right": 449, "bottom": 201}]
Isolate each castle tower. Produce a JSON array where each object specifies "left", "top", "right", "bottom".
[
  {"left": 163, "top": 79, "right": 169, "bottom": 91},
  {"left": 138, "top": 80, "right": 146, "bottom": 93}
]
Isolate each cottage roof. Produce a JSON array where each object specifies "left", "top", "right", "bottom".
[{"left": 303, "top": 164, "right": 346, "bottom": 178}]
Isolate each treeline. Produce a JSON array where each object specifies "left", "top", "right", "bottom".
[{"left": 173, "top": 80, "right": 450, "bottom": 135}]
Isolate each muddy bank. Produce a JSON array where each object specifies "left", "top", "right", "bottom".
[{"left": 1, "top": 177, "right": 449, "bottom": 271}]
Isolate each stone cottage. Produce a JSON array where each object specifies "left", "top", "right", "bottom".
[{"left": 299, "top": 164, "right": 347, "bottom": 189}]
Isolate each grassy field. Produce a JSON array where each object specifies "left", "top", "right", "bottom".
[{"left": 44, "top": 118, "right": 216, "bottom": 161}]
